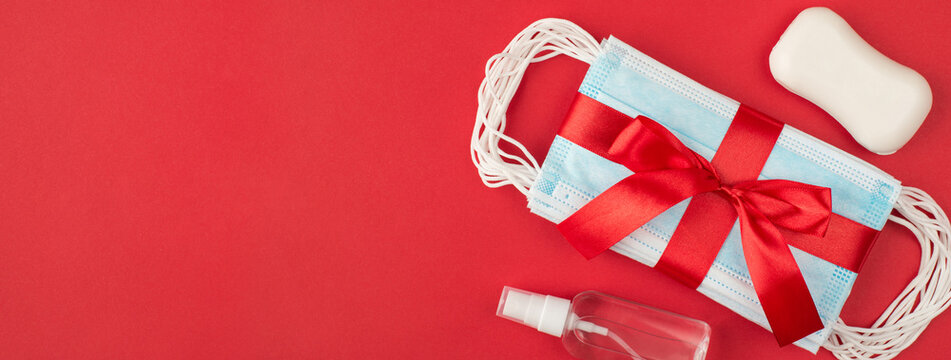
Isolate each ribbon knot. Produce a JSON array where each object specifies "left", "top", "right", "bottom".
[
  {"left": 556, "top": 94, "right": 838, "bottom": 346},
  {"left": 600, "top": 111, "right": 833, "bottom": 248}
]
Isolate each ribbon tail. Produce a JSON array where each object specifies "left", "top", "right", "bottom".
[
  {"left": 558, "top": 168, "right": 718, "bottom": 259},
  {"left": 735, "top": 202, "right": 824, "bottom": 346},
  {"left": 655, "top": 191, "right": 737, "bottom": 289}
]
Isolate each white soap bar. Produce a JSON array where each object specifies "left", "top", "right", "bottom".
[{"left": 769, "top": 7, "right": 932, "bottom": 155}]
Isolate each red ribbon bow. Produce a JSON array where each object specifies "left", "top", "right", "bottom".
[{"left": 556, "top": 94, "right": 849, "bottom": 345}]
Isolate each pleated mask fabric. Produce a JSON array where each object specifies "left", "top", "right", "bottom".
[{"left": 527, "top": 36, "right": 902, "bottom": 352}]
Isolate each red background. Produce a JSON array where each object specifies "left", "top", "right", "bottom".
[{"left": 0, "top": 1, "right": 949, "bottom": 359}]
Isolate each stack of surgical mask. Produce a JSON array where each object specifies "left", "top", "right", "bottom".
[{"left": 526, "top": 36, "right": 902, "bottom": 352}]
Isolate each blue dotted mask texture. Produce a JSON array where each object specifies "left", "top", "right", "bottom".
[{"left": 527, "top": 37, "right": 901, "bottom": 353}]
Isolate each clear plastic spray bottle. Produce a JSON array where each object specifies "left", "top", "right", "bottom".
[{"left": 497, "top": 287, "right": 711, "bottom": 360}]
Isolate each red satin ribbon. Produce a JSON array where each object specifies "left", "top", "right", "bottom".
[{"left": 556, "top": 94, "right": 880, "bottom": 346}]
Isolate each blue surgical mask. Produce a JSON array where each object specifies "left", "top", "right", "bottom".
[{"left": 527, "top": 36, "right": 902, "bottom": 353}]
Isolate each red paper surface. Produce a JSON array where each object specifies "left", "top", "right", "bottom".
[{"left": 0, "top": 1, "right": 949, "bottom": 359}]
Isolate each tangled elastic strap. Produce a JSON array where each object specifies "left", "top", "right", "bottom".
[{"left": 472, "top": 18, "right": 951, "bottom": 360}]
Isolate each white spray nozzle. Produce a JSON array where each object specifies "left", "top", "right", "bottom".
[{"left": 496, "top": 286, "right": 571, "bottom": 337}]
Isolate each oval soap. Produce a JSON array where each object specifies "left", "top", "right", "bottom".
[{"left": 769, "top": 7, "right": 932, "bottom": 155}]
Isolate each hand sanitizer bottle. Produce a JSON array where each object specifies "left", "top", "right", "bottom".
[{"left": 497, "top": 286, "right": 711, "bottom": 360}]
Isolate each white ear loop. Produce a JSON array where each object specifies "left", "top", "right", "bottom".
[
  {"left": 473, "top": 19, "right": 951, "bottom": 360},
  {"left": 825, "top": 186, "right": 951, "bottom": 360},
  {"left": 471, "top": 18, "right": 601, "bottom": 195}
]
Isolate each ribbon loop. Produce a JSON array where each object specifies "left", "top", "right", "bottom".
[
  {"left": 733, "top": 180, "right": 832, "bottom": 238},
  {"left": 607, "top": 116, "right": 710, "bottom": 173}
]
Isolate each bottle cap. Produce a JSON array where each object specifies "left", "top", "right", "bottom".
[{"left": 496, "top": 286, "right": 571, "bottom": 337}]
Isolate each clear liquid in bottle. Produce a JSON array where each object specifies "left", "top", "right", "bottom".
[{"left": 497, "top": 287, "right": 710, "bottom": 360}]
